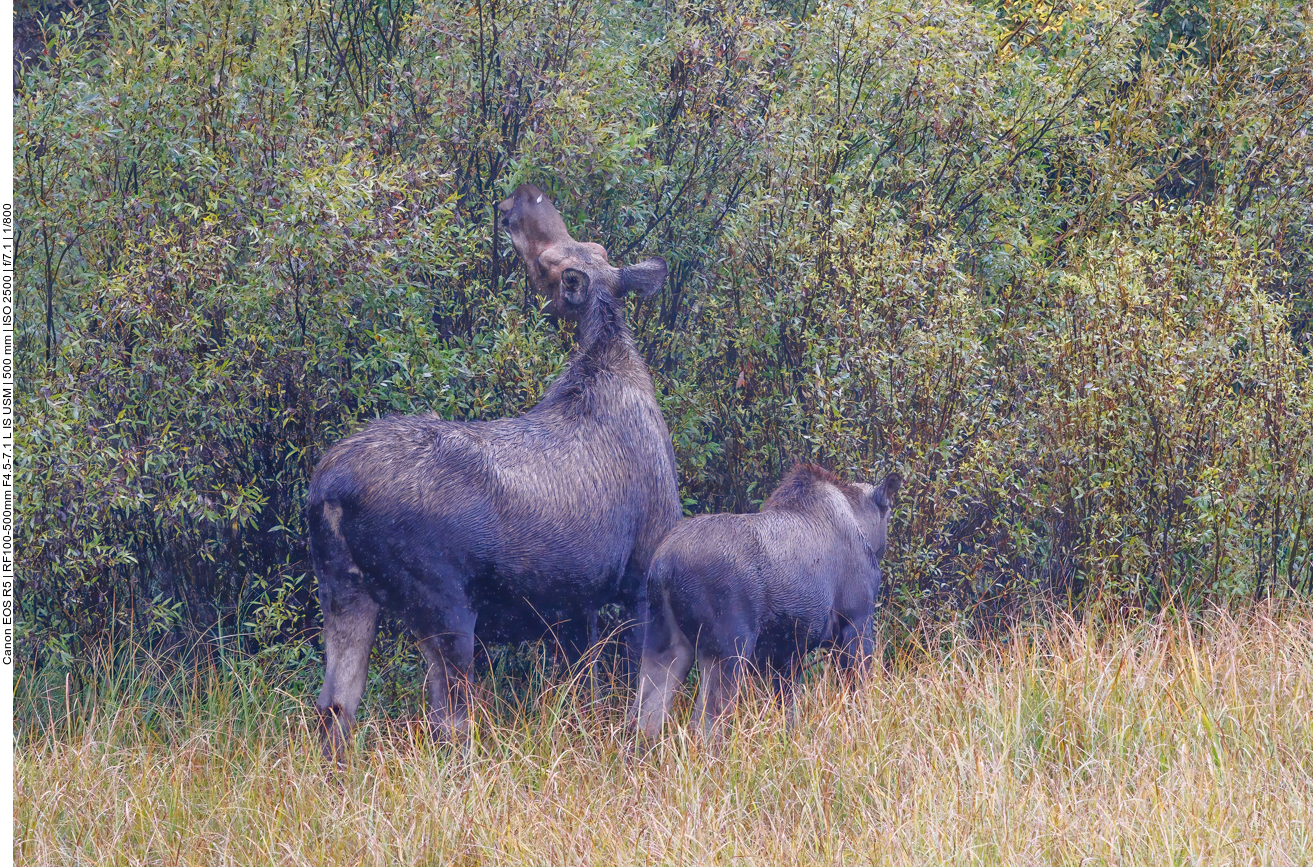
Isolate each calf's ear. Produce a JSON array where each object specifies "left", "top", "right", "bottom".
[
  {"left": 617, "top": 257, "right": 667, "bottom": 299},
  {"left": 875, "top": 472, "right": 902, "bottom": 506}
]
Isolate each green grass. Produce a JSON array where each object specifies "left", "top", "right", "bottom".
[{"left": 15, "top": 606, "right": 1313, "bottom": 865}]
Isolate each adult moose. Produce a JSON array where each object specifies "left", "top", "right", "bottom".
[
  {"left": 308, "top": 184, "right": 680, "bottom": 758},
  {"left": 634, "top": 463, "right": 901, "bottom": 740}
]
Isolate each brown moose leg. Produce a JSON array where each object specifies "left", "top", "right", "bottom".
[
  {"left": 316, "top": 590, "right": 381, "bottom": 762},
  {"left": 692, "top": 650, "right": 746, "bottom": 741},
  {"left": 766, "top": 659, "right": 801, "bottom": 729},
  {"left": 634, "top": 619, "right": 694, "bottom": 741},
  {"left": 583, "top": 609, "right": 603, "bottom": 703},
  {"left": 835, "top": 616, "right": 875, "bottom": 680},
  {"left": 416, "top": 621, "right": 476, "bottom": 744}
]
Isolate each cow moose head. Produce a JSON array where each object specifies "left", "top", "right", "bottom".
[{"left": 497, "top": 184, "right": 666, "bottom": 320}]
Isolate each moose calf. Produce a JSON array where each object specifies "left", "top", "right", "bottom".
[{"left": 634, "top": 463, "right": 901, "bottom": 739}]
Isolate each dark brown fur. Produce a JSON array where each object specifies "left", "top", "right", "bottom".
[{"left": 763, "top": 463, "right": 863, "bottom": 511}]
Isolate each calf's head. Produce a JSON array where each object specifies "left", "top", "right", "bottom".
[
  {"left": 855, "top": 472, "right": 903, "bottom": 562},
  {"left": 497, "top": 184, "right": 667, "bottom": 320}
]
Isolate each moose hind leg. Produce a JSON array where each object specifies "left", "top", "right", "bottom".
[
  {"left": 415, "top": 611, "right": 477, "bottom": 743},
  {"left": 634, "top": 615, "right": 695, "bottom": 741},
  {"left": 316, "top": 588, "right": 381, "bottom": 762}
]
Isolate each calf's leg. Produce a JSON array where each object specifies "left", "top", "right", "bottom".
[
  {"left": 834, "top": 614, "right": 875, "bottom": 678},
  {"left": 316, "top": 587, "right": 381, "bottom": 762},
  {"left": 692, "top": 650, "right": 749, "bottom": 741},
  {"left": 414, "top": 610, "right": 477, "bottom": 743},
  {"left": 634, "top": 604, "right": 695, "bottom": 741},
  {"left": 766, "top": 658, "right": 803, "bottom": 728}
]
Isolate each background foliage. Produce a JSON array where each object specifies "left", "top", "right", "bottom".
[{"left": 13, "top": 0, "right": 1313, "bottom": 674}]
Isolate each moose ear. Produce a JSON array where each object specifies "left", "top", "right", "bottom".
[
  {"left": 561, "top": 268, "right": 590, "bottom": 306},
  {"left": 874, "top": 472, "right": 902, "bottom": 507},
  {"left": 616, "top": 257, "right": 667, "bottom": 299}
]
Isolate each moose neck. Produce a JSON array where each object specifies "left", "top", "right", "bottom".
[
  {"left": 536, "top": 293, "right": 647, "bottom": 416},
  {"left": 578, "top": 290, "right": 632, "bottom": 356}
]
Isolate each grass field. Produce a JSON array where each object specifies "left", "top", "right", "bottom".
[{"left": 15, "top": 607, "right": 1313, "bottom": 865}]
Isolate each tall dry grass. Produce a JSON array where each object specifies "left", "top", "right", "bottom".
[{"left": 15, "top": 607, "right": 1313, "bottom": 865}]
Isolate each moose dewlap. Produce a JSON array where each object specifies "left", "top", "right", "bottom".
[{"left": 635, "top": 464, "right": 901, "bottom": 739}]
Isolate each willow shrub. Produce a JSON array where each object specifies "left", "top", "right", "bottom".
[
  {"left": 12, "top": 0, "right": 563, "bottom": 669},
  {"left": 1033, "top": 206, "right": 1313, "bottom": 608},
  {"left": 13, "top": 0, "right": 1313, "bottom": 674},
  {"left": 669, "top": 0, "right": 1313, "bottom": 617}
]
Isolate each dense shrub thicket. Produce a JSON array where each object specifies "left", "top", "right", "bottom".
[{"left": 13, "top": 0, "right": 1313, "bottom": 670}]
